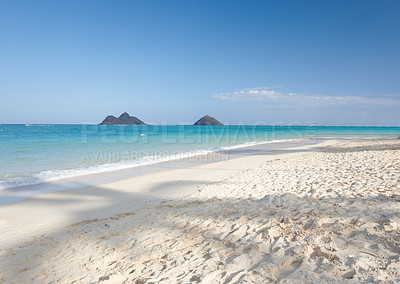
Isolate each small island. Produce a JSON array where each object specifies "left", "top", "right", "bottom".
[
  {"left": 100, "top": 112, "right": 146, "bottom": 125},
  {"left": 194, "top": 115, "right": 223, "bottom": 126}
]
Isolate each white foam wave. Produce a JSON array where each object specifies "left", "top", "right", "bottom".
[{"left": 0, "top": 139, "right": 298, "bottom": 190}]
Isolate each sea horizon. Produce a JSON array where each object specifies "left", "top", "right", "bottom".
[{"left": 2, "top": 123, "right": 400, "bottom": 127}]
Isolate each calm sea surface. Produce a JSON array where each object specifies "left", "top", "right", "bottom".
[{"left": 0, "top": 124, "right": 399, "bottom": 190}]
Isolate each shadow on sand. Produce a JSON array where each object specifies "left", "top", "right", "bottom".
[{"left": 1, "top": 178, "right": 400, "bottom": 283}]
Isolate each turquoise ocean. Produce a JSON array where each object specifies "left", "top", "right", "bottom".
[{"left": 0, "top": 124, "right": 399, "bottom": 190}]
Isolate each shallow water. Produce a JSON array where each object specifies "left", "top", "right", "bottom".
[{"left": 0, "top": 124, "right": 399, "bottom": 190}]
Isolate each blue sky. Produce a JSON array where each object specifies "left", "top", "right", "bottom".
[{"left": 1, "top": 0, "right": 399, "bottom": 125}]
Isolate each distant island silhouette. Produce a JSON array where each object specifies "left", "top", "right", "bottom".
[
  {"left": 100, "top": 112, "right": 146, "bottom": 125},
  {"left": 194, "top": 115, "right": 223, "bottom": 126},
  {"left": 99, "top": 113, "right": 223, "bottom": 125}
]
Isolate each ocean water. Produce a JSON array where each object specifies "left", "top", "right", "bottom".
[{"left": 0, "top": 124, "right": 399, "bottom": 190}]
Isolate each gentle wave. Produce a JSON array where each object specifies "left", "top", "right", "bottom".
[{"left": 0, "top": 139, "right": 296, "bottom": 190}]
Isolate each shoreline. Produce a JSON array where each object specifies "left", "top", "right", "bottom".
[
  {"left": 1, "top": 135, "right": 390, "bottom": 200},
  {"left": 2, "top": 123, "right": 399, "bottom": 193},
  {"left": 0, "top": 138, "right": 302, "bottom": 192},
  {"left": 0, "top": 138, "right": 322, "bottom": 206},
  {"left": 0, "top": 138, "right": 338, "bottom": 244}
]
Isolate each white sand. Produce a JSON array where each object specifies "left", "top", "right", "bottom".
[{"left": 1, "top": 139, "right": 400, "bottom": 283}]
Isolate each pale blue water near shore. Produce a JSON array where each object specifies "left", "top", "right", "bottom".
[{"left": 0, "top": 124, "right": 399, "bottom": 190}]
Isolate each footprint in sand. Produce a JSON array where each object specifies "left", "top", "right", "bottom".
[{"left": 273, "top": 259, "right": 303, "bottom": 280}]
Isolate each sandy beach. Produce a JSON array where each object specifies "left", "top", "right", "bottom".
[{"left": 1, "top": 138, "right": 400, "bottom": 283}]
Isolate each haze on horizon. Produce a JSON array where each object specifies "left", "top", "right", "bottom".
[{"left": 0, "top": 0, "right": 399, "bottom": 126}]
